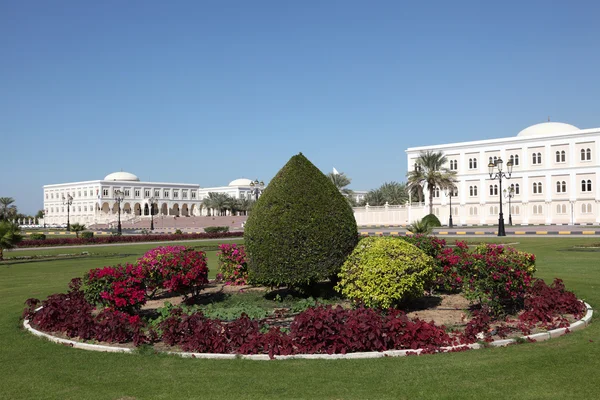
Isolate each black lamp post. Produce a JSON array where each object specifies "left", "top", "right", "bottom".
[
  {"left": 149, "top": 196, "right": 156, "bottom": 231},
  {"left": 114, "top": 189, "right": 124, "bottom": 234},
  {"left": 444, "top": 186, "right": 457, "bottom": 228},
  {"left": 249, "top": 179, "right": 265, "bottom": 201},
  {"left": 503, "top": 186, "right": 515, "bottom": 226},
  {"left": 488, "top": 158, "right": 513, "bottom": 236},
  {"left": 62, "top": 194, "right": 73, "bottom": 231}
]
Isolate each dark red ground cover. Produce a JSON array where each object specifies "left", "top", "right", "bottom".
[{"left": 17, "top": 231, "right": 243, "bottom": 248}]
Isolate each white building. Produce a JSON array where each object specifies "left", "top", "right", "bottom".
[
  {"left": 43, "top": 172, "right": 203, "bottom": 226},
  {"left": 43, "top": 173, "right": 267, "bottom": 226},
  {"left": 405, "top": 121, "right": 599, "bottom": 225},
  {"left": 353, "top": 121, "right": 599, "bottom": 226}
]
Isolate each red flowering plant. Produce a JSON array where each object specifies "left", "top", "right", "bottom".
[
  {"left": 216, "top": 244, "right": 248, "bottom": 285},
  {"left": 82, "top": 264, "right": 147, "bottom": 313},
  {"left": 137, "top": 246, "right": 209, "bottom": 299},
  {"left": 435, "top": 241, "right": 472, "bottom": 292},
  {"left": 463, "top": 244, "right": 536, "bottom": 315}
]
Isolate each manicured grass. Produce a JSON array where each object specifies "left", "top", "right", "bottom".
[{"left": 1, "top": 238, "right": 599, "bottom": 399}]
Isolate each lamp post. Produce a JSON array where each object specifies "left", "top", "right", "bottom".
[
  {"left": 444, "top": 186, "right": 457, "bottom": 228},
  {"left": 249, "top": 179, "right": 265, "bottom": 201},
  {"left": 114, "top": 189, "right": 124, "bottom": 235},
  {"left": 62, "top": 194, "right": 73, "bottom": 231},
  {"left": 488, "top": 158, "right": 513, "bottom": 236},
  {"left": 149, "top": 196, "right": 156, "bottom": 231},
  {"left": 503, "top": 186, "right": 515, "bottom": 226}
]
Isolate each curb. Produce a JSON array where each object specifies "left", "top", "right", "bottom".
[{"left": 23, "top": 303, "right": 593, "bottom": 360}]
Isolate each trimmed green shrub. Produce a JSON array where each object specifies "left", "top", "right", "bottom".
[
  {"left": 245, "top": 153, "right": 358, "bottom": 287},
  {"left": 174, "top": 229, "right": 183, "bottom": 235},
  {"left": 81, "top": 231, "right": 94, "bottom": 240},
  {"left": 204, "top": 226, "right": 229, "bottom": 233},
  {"left": 30, "top": 233, "right": 46, "bottom": 240},
  {"left": 421, "top": 213, "right": 441, "bottom": 227},
  {"left": 335, "top": 237, "right": 436, "bottom": 308}
]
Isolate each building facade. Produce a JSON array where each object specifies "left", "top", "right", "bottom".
[
  {"left": 43, "top": 173, "right": 268, "bottom": 226},
  {"left": 404, "top": 122, "right": 599, "bottom": 225}
]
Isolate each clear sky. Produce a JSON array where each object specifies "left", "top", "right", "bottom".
[{"left": 2, "top": 0, "right": 600, "bottom": 215}]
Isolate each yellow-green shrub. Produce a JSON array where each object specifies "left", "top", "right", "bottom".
[{"left": 335, "top": 237, "right": 435, "bottom": 308}]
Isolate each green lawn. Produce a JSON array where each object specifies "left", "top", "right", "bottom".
[{"left": 1, "top": 238, "right": 599, "bottom": 399}]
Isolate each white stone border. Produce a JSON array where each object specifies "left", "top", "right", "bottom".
[{"left": 23, "top": 302, "right": 593, "bottom": 360}]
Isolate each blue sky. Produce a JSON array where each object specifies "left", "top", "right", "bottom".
[{"left": 2, "top": 0, "right": 600, "bottom": 214}]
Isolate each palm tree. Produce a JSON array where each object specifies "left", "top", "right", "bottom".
[
  {"left": 379, "top": 181, "right": 409, "bottom": 205},
  {"left": 202, "top": 192, "right": 231, "bottom": 216},
  {"left": 0, "top": 221, "right": 23, "bottom": 261},
  {"left": 70, "top": 223, "right": 86, "bottom": 238},
  {"left": 407, "top": 151, "right": 457, "bottom": 215},
  {"left": 326, "top": 172, "right": 354, "bottom": 197},
  {"left": 362, "top": 188, "right": 386, "bottom": 206},
  {"left": 0, "top": 197, "right": 16, "bottom": 221}
]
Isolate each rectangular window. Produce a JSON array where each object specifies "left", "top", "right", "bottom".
[
  {"left": 191, "top": 192, "right": 196, "bottom": 199},
  {"left": 103, "top": 189, "right": 109, "bottom": 196},
  {"left": 124, "top": 189, "right": 130, "bottom": 197},
  {"left": 155, "top": 190, "right": 160, "bottom": 197},
  {"left": 45, "top": 193, "right": 48, "bottom": 199},
  {"left": 173, "top": 191, "right": 179, "bottom": 199},
  {"left": 182, "top": 191, "right": 188, "bottom": 199},
  {"left": 164, "top": 191, "right": 169, "bottom": 198},
  {"left": 78, "top": 191, "right": 81, "bottom": 197},
  {"left": 145, "top": 190, "right": 150, "bottom": 197},
  {"left": 84, "top": 206, "right": 87, "bottom": 212},
  {"left": 135, "top": 190, "right": 140, "bottom": 197}
]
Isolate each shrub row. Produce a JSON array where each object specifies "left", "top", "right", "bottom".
[
  {"left": 17, "top": 231, "right": 243, "bottom": 248},
  {"left": 204, "top": 226, "right": 230, "bottom": 233}
]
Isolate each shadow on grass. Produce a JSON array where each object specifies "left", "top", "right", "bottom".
[{"left": 0, "top": 253, "right": 140, "bottom": 267}]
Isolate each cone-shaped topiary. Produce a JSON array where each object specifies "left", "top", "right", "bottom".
[{"left": 245, "top": 153, "right": 358, "bottom": 288}]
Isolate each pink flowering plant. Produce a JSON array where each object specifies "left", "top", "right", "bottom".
[
  {"left": 464, "top": 243, "right": 536, "bottom": 314},
  {"left": 435, "top": 241, "right": 473, "bottom": 292},
  {"left": 82, "top": 263, "right": 147, "bottom": 313},
  {"left": 137, "top": 246, "right": 209, "bottom": 299},
  {"left": 216, "top": 244, "right": 248, "bottom": 285}
]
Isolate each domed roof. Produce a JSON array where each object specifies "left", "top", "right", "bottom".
[
  {"left": 104, "top": 171, "right": 140, "bottom": 182},
  {"left": 517, "top": 122, "right": 579, "bottom": 137},
  {"left": 228, "top": 178, "right": 254, "bottom": 186}
]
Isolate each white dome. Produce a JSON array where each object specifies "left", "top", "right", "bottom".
[
  {"left": 517, "top": 122, "right": 579, "bottom": 137},
  {"left": 104, "top": 171, "right": 140, "bottom": 182},
  {"left": 228, "top": 178, "right": 254, "bottom": 186}
]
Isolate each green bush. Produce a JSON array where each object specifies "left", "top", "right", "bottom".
[
  {"left": 174, "top": 229, "right": 183, "bottom": 235},
  {"left": 421, "top": 213, "right": 441, "bottom": 227},
  {"left": 335, "top": 237, "right": 436, "bottom": 308},
  {"left": 204, "top": 226, "right": 229, "bottom": 233},
  {"left": 245, "top": 152, "right": 358, "bottom": 288},
  {"left": 80, "top": 231, "right": 94, "bottom": 240},
  {"left": 30, "top": 233, "right": 46, "bottom": 240}
]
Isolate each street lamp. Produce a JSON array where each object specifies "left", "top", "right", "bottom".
[
  {"left": 488, "top": 158, "right": 514, "bottom": 236},
  {"left": 148, "top": 196, "right": 156, "bottom": 231},
  {"left": 249, "top": 179, "right": 265, "bottom": 201},
  {"left": 62, "top": 194, "right": 73, "bottom": 231},
  {"left": 114, "top": 189, "right": 124, "bottom": 235},
  {"left": 503, "top": 186, "right": 515, "bottom": 226},
  {"left": 444, "top": 185, "right": 457, "bottom": 228}
]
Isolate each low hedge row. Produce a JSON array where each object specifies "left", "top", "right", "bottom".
[{"left": 16, "top": 232, "right": 244, "bottom": 248}]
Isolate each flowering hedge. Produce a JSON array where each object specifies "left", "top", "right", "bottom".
[
  {"left": 137, "top": 246, "right": 208, "bottom": 298},
  {"left": 216, "top": 244, "right": 248, "bottom": 285},
  {"left": 17, "top": 231, "right": 243, "bottom": 248},
  {"left": 82, "top": 246, "right": 208, "bottom": 313}
]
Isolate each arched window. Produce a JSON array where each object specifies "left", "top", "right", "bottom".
[
  {"left": 537, "top": 153, "right": 542, "bottom": 164},
  {"left": 582, "top": 203, "right": 592, "bottom": 213},
  {"left": 562, "top": 181, "right": 567, "bottom": 192},
  {"left": 473, "top": 158, "right": 477, "bottom": 168},
  {"left": 582, "top": 180, "right": 592, "bottom": 192},
  {"left": 514, "top": 154, "right": 519, "bottom": 165},
  {"left": 556, "top": 204, "right": 561, "bottom": 214},
  {"left": 489, "top": 206, "right": 494, "bottom": 215},
  {"left": 533, "top": 183, "right": 538, "bottom": 194},
  {"left": 434, "top": 187, "right": 440, "bottom": 197},
  {"left": 556, "top": 151, "right": 561, "bottom": 163},
  {"left": 514, "top": 183, "right": 520, "bottom": 194},
  {"left": 489, "top": 185, "right": 494, "bottom": 196},
  {"left": 515, "top": 206, "right": 520, "bottom": 215},
  {"left": 494, "top": 185, "right": 498, "bottom": 195},
  {"left": 586, "top": 148, "right": 592, "bottom": 160},
  {"left": 561, "top": 150, "right": 566, "bottom": 162},
  {"left": 562, "top": 204, "right": 567, "bottom": 214},
  {"left": 469, "top": 158, "right": 473, "bottom": 169},
  {"left": 489, "top": 156, "right": 493, "bottom": 165},
  {"left": 556, "top": 181, "right": 561, "bottom": 193},
  {"left": 509, "top": 155, "right": 514, "bottom": 165},
  {"left": 588, "top": 204, "right": 593, "bottom": 213}
]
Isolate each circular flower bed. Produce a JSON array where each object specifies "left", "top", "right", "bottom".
[{"left": 22, "top": 242, "right": 591, "bottom": 359}]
